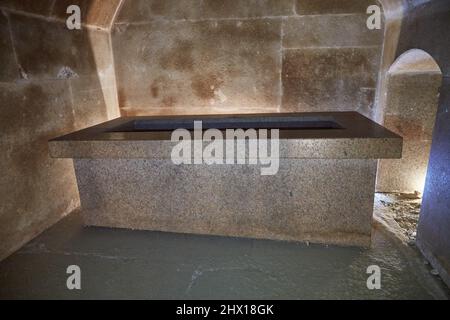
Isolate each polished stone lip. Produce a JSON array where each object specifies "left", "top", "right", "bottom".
[
  {"left": 49, "top": 112, "right": 403, "bottom": 159},
  {"left": 51, "top": 111, "right": 401, "bottom": 141}
]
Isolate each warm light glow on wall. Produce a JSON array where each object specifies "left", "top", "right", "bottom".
[{"left": 412, "top": 171, "right": 427, "bottom": 194}]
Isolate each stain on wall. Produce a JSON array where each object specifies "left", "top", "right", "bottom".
[
  {"left": 112, "top": 0, "right": 384, "bottom": 116},
  {"left": 113, "top": 18, "right": 282, "bottom": 115}
]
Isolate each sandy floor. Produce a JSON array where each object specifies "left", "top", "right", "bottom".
[
  {"left": 0, "top": 195, "right": 449, "bottom": 299},
  {"left": 374, "top": 192, "right": 421, "bottom": 243}
]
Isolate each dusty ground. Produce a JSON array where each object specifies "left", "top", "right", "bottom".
[
  {"left": 374, "top": 192, "right": 422, "bottom": 243},
  {"left": 0, "top": 201, "right": 450, "bottom": 299},
  {"left": 373, "top": 192, "right": 445, "bottom": 278},
  {"left": 0, "top": 194, "right": 448, "bottom": 299}
]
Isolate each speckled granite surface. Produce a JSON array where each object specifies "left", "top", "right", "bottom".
[
  {"left": 75, "top": 158, "right": 377, "bottom": 247},
  {"left": 49, "top": 112, "right": 402, "bottom": 246}
]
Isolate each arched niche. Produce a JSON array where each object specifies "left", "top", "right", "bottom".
[{"left": 376, "top": 49, "right": 442, "bottom": 194}]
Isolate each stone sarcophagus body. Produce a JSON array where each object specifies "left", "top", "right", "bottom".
[{"left": 49, "top": 112, "right": 402, "bottom": 247}]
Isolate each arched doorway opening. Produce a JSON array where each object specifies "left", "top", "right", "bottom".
[{"left": 375, "top": 49, "right": 442, "bottom": 241}]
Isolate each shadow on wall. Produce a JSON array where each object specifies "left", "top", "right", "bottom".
[
  {"left": 0, "top": 0, "right": 119, "bottom": 261},
  {"left": 376, "top": 49, "right": 442, "bottom": 194}
]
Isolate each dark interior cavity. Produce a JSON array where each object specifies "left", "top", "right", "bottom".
[{"left": 109, "top": 117, "right": 344, "bottom": 132}]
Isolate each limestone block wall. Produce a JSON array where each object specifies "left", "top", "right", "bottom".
[
  {"left": 0, "top": 1, "right": 120, "bottom": 260},
  {"left": 112, "top": 0, "right": 384, "bottom": 117}
]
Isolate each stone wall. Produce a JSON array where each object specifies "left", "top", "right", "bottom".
[
  {"left": 0, "top": 1, "right": 119, "bottom": 260},
  {"left": 112, "top": 0, "right": 384, "bottom": 117}
]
